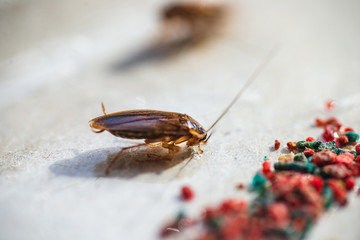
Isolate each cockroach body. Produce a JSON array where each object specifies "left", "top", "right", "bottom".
[
  {"left": 90, "top": 47, "right": 277, "bottom": 175},
  {"left": 90, "top": 109, "right": 207, "bottom": 155}
]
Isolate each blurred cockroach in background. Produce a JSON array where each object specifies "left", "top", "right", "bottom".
[
  {"left": 110, "top": 2, "right": 228, "bottom": 72},
  {"left": 160, "top": 2, "right": 227, "bottom": 45}
]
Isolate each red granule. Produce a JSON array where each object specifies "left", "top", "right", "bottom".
[
  {"left": 304, "top": 148, "right": 314, "bottom": 158},
  {"left": 344, "top": 127, "right": 355, "bottom": 133},
  {"left": 336, "top": 136, "right": 349, "bottom": 148},
  {"left": 181, "top": 186, "right": 194, "bottom": 201},
  {"left": 310, "top": 176, "right": 323, "bottom": 193},
  {"left": 220, "top": 199, "right": 247, "bottom": 213},
  {"left": 264, "top": 171, "right": 276, "bottom": 180},
  {"left": 348, "top": 163, "right": 360, "bottom": 176},
  {"left": 356, "top": 144, "right": 360, "bottom": 155},
  {"left": 287, "top": 142, "right": 297, "bottom": 151},
  {"left": 315, "top": 117, "right": 342, "bottom": 129},
  {"left": 345, "top": 177, "right": 355, "bottom": 191},
  {"left": 202, "top": 208, "right": 215, "bottom": 219},
  {"left": 270, "top": 173, "right": 323, "bottom": 213},
  {"left": 356, "top": 156, "right": 360, "bottom": 163},
  {"left": 267, "top": 203, "right": 289, "bottom": 228},
  {"left": 335, "top": 152, "right": 355, "bottom": 166},
  {"left": 328, "top": 180, "right": 347, "bottom": 205},
  {"left": 306, "top": 137, "right": 315, "bottom": 142},
  {"left": 220, "top": 218, "right": 244, "bottom": 240},
  {"left": 311, "top": 150, "right": 337, "bottom": 166},
  {"left": 323, "top": 165, "right": 351, "bottom": 179},
  {"left": 292, "top": 217, "right": 306, "bottom": 232},
  {"left": 237, "top": 183, "right": 245, "bottom": 190},
  {"left": 322, "top": 125, "right": 335, "bottom": 142},
  {"left": 326, "top": 117, "right": 341, "bottom": 128},
  {"left": 315, "top": 118, "right": 326, "bottom": 126},
  {"left": 274, "top": 139, "right": 280, "bottom": 150},
  {"left": 325, "top": 100, "right": 335, "bottom": 111},
  {"left": 262, "top": 161, "right": 271, "bottom": 173}
]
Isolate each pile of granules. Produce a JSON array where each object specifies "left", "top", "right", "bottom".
[{"left": 161, "top": 117, "right": 359, "bottom": 240}]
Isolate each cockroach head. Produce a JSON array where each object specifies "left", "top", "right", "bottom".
[{"left": 200, "top": 134, "right": 207, "bottom": 142}]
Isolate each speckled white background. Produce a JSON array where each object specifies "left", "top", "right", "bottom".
[{"left": 0, "top": 0, "right": 360, "bottom": 239}]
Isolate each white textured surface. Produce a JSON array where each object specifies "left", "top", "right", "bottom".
[{"left": 1, "top": 0, "right": 360, "bottom": 239}]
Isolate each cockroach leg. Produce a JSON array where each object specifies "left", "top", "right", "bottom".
[
  {"left": 105, "top": 143, "right": 147, "bottom": 175},
  {"left": 161, "top": 142, "right": 181, "bottom": 160},
  {"left": 146, "top": 142, "right": 163, "bottom": 147},
  {"left": 174, "top": 136, "right": 192, "bottom": 144},
  {"left": 197, "top": 145, "right": 203, "bottom": 154}
]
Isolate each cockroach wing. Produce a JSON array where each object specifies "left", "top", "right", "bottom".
[{"left": 90, "top": 110, "right": 190, "bottom": 139}]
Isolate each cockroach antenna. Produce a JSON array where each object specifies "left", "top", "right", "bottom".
[{"left": 206, "top": 46, "right": 279, "bottom": 132}]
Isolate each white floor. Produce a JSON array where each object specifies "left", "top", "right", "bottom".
[{"left": 1, "top": 0, "right": 360, "bottom": 239}]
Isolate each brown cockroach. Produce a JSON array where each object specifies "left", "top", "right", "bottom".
[
  {"left": 160, "top": 2, "right": 227, "bottom": 45},
  {"left": 163, "top": 2, "right": 225, "bottom": 21},
  {"left": 90, "top": 48, "right": 277, "bottom": 175}
]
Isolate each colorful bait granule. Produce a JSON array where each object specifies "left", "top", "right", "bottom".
[
  {"left": 274, "top": 140, "right": 280, "bottom": 150},
  {"left": 181, "top": 186, "right": 195, "bottom": 201},
  {"left": 346, "top": 132, "right": 359, "bottom": 144},
  {"left": 236, "top": 183, "right": 245, "bottom": 190},
  {"left": 287, "top": 142, "right": 297, "bottom": 151},
  {"left": 336, "top": 136, "right": 349, "bottom": 148},
  {"left": 356, "top": 144, "right": 360, "bottom": 155},
  {"left": 325, "top": 100, "right": 335, "bottom": 111},
  {"left": 344, "top": 127, "right": 355, "bottom": 133},
  {"left": 161, "top": 116, "right": 359, "bottom": 240},
  {"left": 303, "top": 148, "right": 314, "bottom": 158},
  {"left": 262, "top": 160, "right": 271, "bottom": 173}
]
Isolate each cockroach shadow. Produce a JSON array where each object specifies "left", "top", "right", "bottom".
[
  {"left": 109, "top": 39, "right": 193, "bottom": 73},
  {"left": 50, "top": 146, "right": 194, "bottom": 180}
]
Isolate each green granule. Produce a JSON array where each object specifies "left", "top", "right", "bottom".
[
  {"left": 345, "top": 131, "right": 359, "bottom": 144},
  {"left": 207, "top": 217, "right": 222, "bottom": 230},
  {"left": 294, "top": 153, "right": 307, "bottom": 162},
  {"left": 322, "top": 186, "right": 333, "bottom": 209},
  {"left": 176, "top": 210, "right": 186, "bottom": 220},
  {"left": 308, "top": 141, "right": 322, "bottom": 150},
  {"left": 274, "top": 162, "right": 316, "bottom": 174},
  {"left": 313, "top": 141, "right": 336, "bottom": 152},
  {"left": 296, "top": 141, "right": 309, "bottom": 150},
  {"left": 332, "top": 148, "right": 346, "bottom": 155},
  {"left": 252, "top": 173, "right": 267, "bottom": 190},
  {"left": 332, "top": 149, "right": 358, "bottom": 158},
  {"left": 296, "top": 140, "right": 336, "bottom": 152},
  {"left": 349, "top": 150, "right": 358, "bottom": 158}
]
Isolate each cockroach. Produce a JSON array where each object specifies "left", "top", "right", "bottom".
[
  {"left": 163, "top": 2, "right": 225, "bottom": 20},
  {"left": 160, "top": 2, "right": 227, "bottom": 45},
  {"left": 90, "top": 48, "right": 277, "bottom": 175}
]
